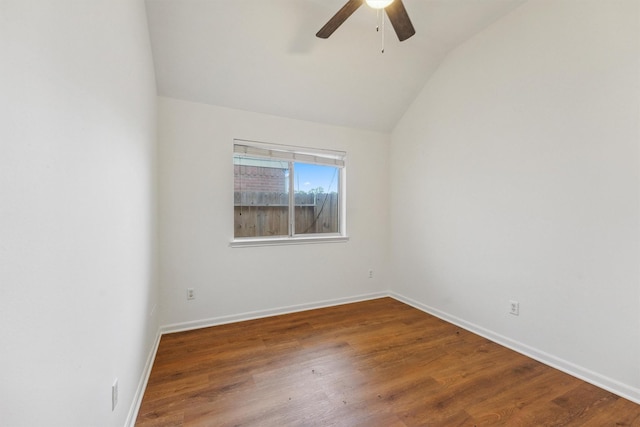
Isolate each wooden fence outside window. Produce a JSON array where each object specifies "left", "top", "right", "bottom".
[{"left": 234, "top": 192, "right": 339, "bottom": 237}]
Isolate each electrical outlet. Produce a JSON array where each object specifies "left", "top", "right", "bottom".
[
  {"left": 368, "top": 270, "right": 373, "bottom": 279},
  {"left": 187, "top": 288, "right": 195, "bottom": 300},
  {"left": 112, "top": 378, "right": 118, "bottom": 411},
  {"left": 509, "top": 300, "right": 520, "bottom": 316}
]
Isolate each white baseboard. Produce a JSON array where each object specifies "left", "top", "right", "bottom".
[
  {"left": 388, "top": 291, "right": 640, "bottom": 406},
  {"left": 125, "top": 330, "right": 162, "bottom": 427},
  {"left": 160, "top": 291, "right": 389, "bottom": 334}
]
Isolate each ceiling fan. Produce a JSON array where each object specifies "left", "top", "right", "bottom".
[{"left": 316, "top": 0, "right": 415, "bottom": 42}]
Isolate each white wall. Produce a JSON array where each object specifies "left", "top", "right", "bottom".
[
  {"left": 158, "top": 97, "right": 389, "bottom": 328},
  {"left": 0, "top": 1, "right": 158, "bottom": 426},
  {"left": 390, "top": 0, "right": 640, "bottom": 401}
]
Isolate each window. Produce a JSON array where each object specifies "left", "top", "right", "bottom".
[{"left": 232, "top": 140, "right": 347, "bottom": 246}]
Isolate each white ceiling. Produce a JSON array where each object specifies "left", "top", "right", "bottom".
[{"left": 145, "top": 0, "right": 526, "bottom": 132}]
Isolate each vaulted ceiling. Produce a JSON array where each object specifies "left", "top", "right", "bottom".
[{"left": 145, "top": 0, "right": 526, "bottom": 132}]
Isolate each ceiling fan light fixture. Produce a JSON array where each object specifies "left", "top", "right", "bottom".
[
  {"left": 365, "top": 0, "right": 394, "bottom": 10},
  {"left": 316, "top": 0, "right": 414, "bottom": 42}
]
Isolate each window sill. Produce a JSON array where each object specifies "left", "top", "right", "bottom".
[{"left": 230, "top": 235, "right": 349, "bottom": 248}]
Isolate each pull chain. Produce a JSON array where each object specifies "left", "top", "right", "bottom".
[
  {"left": 381, "top": 9, "right": 385, "bottom": 53},
  {"left": 376, "top": 9, "right": 385, "bottom": 53}
]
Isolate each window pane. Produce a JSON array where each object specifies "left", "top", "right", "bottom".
[
  {"left": 234, "top": 156, "right": 289, "bottom": 238},
  {"left": 293, "top": 162, "right": 340, "bottom": 235}
]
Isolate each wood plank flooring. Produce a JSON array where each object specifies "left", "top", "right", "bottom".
[{"left": 136, "top": 297, "right": 640, "bottom": 426}]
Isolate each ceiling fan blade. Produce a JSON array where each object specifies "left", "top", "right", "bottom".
[
  {"left": 316, "top": 0, "right": 364, "bottom": 39},
  {"left": 385, "top": 0, "right": 415, "bottom": 41}
]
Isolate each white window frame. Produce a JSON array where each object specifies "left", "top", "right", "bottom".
[{"left": 231, "top": 139, "right": 348, "bottom": 247}]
